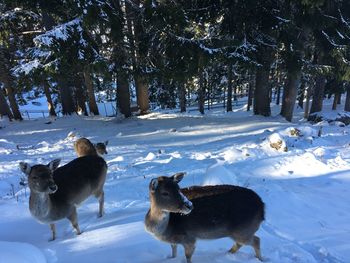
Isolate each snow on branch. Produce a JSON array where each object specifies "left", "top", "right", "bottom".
[
  {"left": 0, "top": 8, "right": 38, "bottom": 22},
  {"left": 339, "top": 9, "right": 350, "bottom": 29},
  {"left": 275, "top": 16, "right": 290, "bottom": 23},
  {"left": 34, "top": 18, "right": 86, "bottom": 47},
  {"left": 321, "top": 30, "right": 346, "bottom": 48}
]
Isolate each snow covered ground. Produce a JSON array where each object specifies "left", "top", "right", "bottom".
[{"left": 1, "top": 102, "right": 350, "bottom": 263}]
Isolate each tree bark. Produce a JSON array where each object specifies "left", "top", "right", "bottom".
[
  {"left": 304, "top": 86, "right": 312, "bottom": 119},
  {"left": 280, "top": 70, "right": 301, "bottom": 122},
  {"left": 254, "top": 47, "right": 273, "bottom": 116},
  {"left": 135, "top": 74, "right": 149, "bottom": 114},
  {"left": 117, "top": 71, "right": 131, "bottom": 117},
  {"left": 74, "top": 77, "right": 88, "bottom": 116},
  {"left": 344, "top": 84, "right": 350, "bottom": 112},
  {"left": 298, "top": 79, "right": 305, "bottom": 109},
  {"left": 332, "top": 92, "right": 340, "bottom": 110},
  {"left": 198, "top": 79, "right": 205, "bottom": 114},
  {"left": 0, "top": 88, "right": 13, "bottom": 120},
  {"left": 197, "top": 55, "right": 205, "bottom": 114},
  {"left": 83, "top": 68, "right": 99, "bottom": 115},
  {"left": 179, "top": 83, "right": 186, "bottom": 112},
  {"left": 112, "top": 0, "right": 131, "bottom": 118},
  {"left": 247, "top": 83, "right": 253, "bottom": 111},
  {"left": 276, "top": 86, "right": 281, "bottom": 105},
  {"left": 309, "top": 75, "right": 326, "bottom": 115},
  {"left": 43, "top": 81, "right": 57, "bottom": 117},
  {"left": 5, "top": 85, "right": 22, "bottom": 120},
  {"left": 226, "top": 63, "right": 233, "bottom": 112},
  {"left": 125, "top": 0, "right": 149, "bottom": 115},
  {"left": 59, "top": 79, "right": 76, "bottom": 115}
]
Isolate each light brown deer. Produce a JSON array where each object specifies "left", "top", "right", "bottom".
[
  {"left": 19, "top": 155, "right": 107, "bottom": 240},
  {"left": 74, "top": 138, "right": 108, "bottom": 157},
  {"left": 145, "top": 173, "right": 265, "bottom": 262}
]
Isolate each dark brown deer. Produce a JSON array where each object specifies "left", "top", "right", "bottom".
[
  {"left": 19, "top": 155, "right": 107, "bottom": 240},
  {"left": 145, "top": 173, "right": 265, "bottom": 262},
  {"left": 74, "top": 138, "right": 108, "bottom": 157}
]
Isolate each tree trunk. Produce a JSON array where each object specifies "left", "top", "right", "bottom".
[
  {"left": 280, "top": 70, "right": 301, "bottom": 122},
  {"left": 226, "top": 63, "right": 233, "bottom": 112},
  {"left": 254, "top": 66, "right": 271, "bottom": 116},
  {"left": 59, "top": 79, "right": 76, "bottom": 115},
  {"left": 298, "top": 79, "right": 305, "bottom": 109},
  {"left": 304, "top": 86, "right": 312, "bottom": 119},
  {"left": 43, "top": 81, "right": 57, "bottom": 116},
  {"left": 74, "top": 77, "right": 88, "bottom": 116},
  {"left": 83, "top": 68, "right": 99, "bottom": 115},
  {"left": 117, "top": 71, "right": 131, "bottom": 117},
  {"left": 135, "top": 74, "right": 149, "bottom": 114},
  {"left": 254, "top": 47, "right": 273, "bottom": 116},
  {"left": 233, "top": 86, "right": 238, "bottom": 101},
  {"left": 344, "top": 84, "right": 350, "bottom": 112},
  {"left": 179, "top": 83, "right": 186, "bottom": 112},
  {"left": 5, "top": 85, "right": 22, "bottom": 120},
  {"left": 125, "top": 0, "right": 149, "bottom": 115},
  {"left": 198, "top": 72, "right": 205, "bottom": 114},
  {"left": 247, "top": 83, "right": 253, "bottom": 111},
  {"left": 332, "top": 92, "right": 340, "bottom": 110},
  {"left": 197, "top": 54, "right": 205, "bottom": 114},
  {"left": 111, "top": 0, "right": 131, "bottom": 118},
  {"left": 0, "top": 88, "right": 13, "bottom": 120},
  {"left": 276, "top": 86, "right": 281, "bottom": 105},
  {"left": 309, "top": 75, "right": 326, "bottom": 115}
]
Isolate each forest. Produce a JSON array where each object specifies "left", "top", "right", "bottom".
[
  {"left": 1, "top": 0, "right": 350, "bottom": 122},
  {"left": 2, "top": 1, "right": 350, "bottom": 262}
]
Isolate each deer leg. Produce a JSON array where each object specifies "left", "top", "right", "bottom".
[
  {"left": 228, "top": 242, "right": 242, "bottom": 254},
  {"left": 49, "top": 223, "right": 56, "bottom": 241},
  {"left": 67, "top": 208, "right": 81, "bottom": 235},
  {"left": 183, "top": 242, "right": 195, "bottom": 263},
  {"left": 170, "top": 244, "right": 177, "bottom": 258},
  {"left": 252, "top": 235, "right": 262, "bottom": 261},
  {"left": 95, "top": 190, "right": 104, "bottom": 217}
]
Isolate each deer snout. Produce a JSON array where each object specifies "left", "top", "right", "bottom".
[
  {"left": 48, "top": 183, "right": 58, "bottom": 194},
  {"left": 183, "top": 201, "right": 193, "bottom": 213},
  {"left": 179, "top": 192, "right": 193, "bottom": 215}
]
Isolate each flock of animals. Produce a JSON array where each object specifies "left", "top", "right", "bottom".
[{"left": 19, "top": 138, "right": 265, "bottom": 262}]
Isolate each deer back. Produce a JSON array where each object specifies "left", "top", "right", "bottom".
[
  {"left": 52, "top": 155, "right": 107, "bottom": 205},
  {"left": 170, "top": 185, "right": 264, "bottom": 238},
  {"left": 74, "top": 138, "right": 97, "bottom": 157}
]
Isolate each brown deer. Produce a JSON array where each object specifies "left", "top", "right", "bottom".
[
  {"left": 145, "top": 173, "right": 265, "bottom": 262},
  {"left": 19, "top": 155, "right": 107, "bottom": 240},
  {"left": 74, "top": 138, "right": 108, "bottom": 157}
]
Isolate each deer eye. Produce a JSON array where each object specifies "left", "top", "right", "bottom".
[
  {"left": 32, "top": 176, "right": 38, "bottom": 180},
  {"left": 161, "top": 192, "right": 169, "bottom": 196}
]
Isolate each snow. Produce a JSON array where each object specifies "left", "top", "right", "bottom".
[
  {"left": 1, "top": 101, "right": 350, "bottom": 263},
  {"left": 0, "top": 241, "right": 46, "bottom": 263},
  {"left": 34, "top": 18, "right": 82, "bottom": 47}
]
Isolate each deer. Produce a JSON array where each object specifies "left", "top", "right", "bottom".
[
  {"left": 74, "top": 137, "right": 108, "bottom": 157},
  {"left": 145, "top": 173, "right": 265, "bottom": 263},
  {"left": 19, "top": 155, "right": 107, "bottom": 241}
]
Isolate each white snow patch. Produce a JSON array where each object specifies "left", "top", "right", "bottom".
[
  {"left": 144, "top": 152, "right": 156, "bottom": 161},
  {"left": 0, "top": 241, "right": 46, "bottom": 263},
  {"left": 202, "top": 163, "right": 239, "bottom": 186}
]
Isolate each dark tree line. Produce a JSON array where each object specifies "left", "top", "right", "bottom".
[{"left": 1, "top": 0, "right": 350, "bottom": 121}]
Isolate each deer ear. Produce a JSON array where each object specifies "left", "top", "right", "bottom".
[
  {"left": 47, "top": 159, "right": 61, "bottom": 171},
  {"left": 172, "top": 172, "right": 185, "bottom": 183},
  {"left": 105, "top": 140, "right": 109, "bottom": 146},
  {"left": 19, "top": 162, "right": 31, "bottom": 175},
  {"left": 150, "top": 178, "right": 158, "bottom": 192}
]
